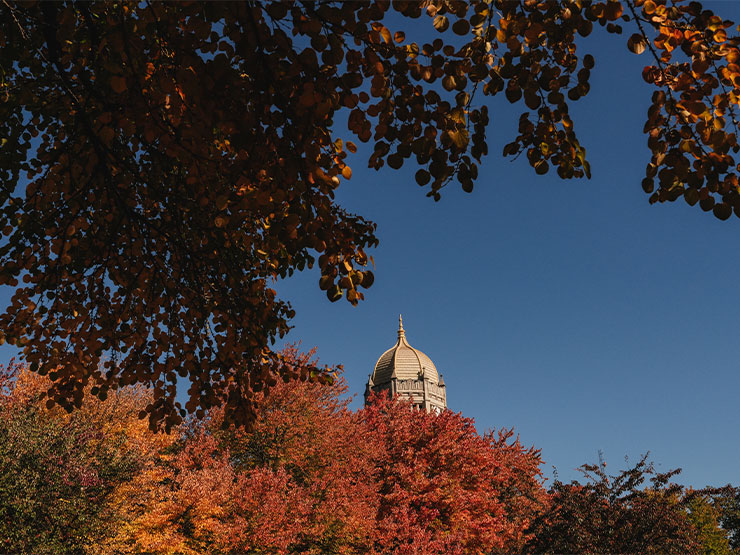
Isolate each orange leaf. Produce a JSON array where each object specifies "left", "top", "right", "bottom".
[
  {"left": 605, "top": 1, "right": 623, "bottom": 20},
  {"left": 380, "top": 26, "right": 391, "bottom": 44}
]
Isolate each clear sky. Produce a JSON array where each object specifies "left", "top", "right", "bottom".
[
  {"left": 274, "top": 2, "right": 740, "bottom": 489},
  {"left": 2, "top": 2, "right": 739, "bottom": 489}
]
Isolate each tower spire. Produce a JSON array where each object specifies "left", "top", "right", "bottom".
[{"left": 398, "top": 314, "right": 405, "bottom": 339}]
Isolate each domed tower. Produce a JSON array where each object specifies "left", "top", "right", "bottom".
[{"left": 365, "top": 316, "right": 447, "bottom": 413}]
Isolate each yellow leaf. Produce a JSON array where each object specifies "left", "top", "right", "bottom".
[{"left": 450, "top": 130, "right": 469, "bottom": 149}]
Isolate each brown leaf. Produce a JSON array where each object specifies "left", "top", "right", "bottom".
[
  {"left": 452, "top": 19, "right": 470, "bottom": 36},
  {"left": 415, "top": 169, "right": 431, "bottom": 186},
  {"left": 713, "top": 202, "right": 732, "bottom": 220},
  {"left": 627, "top": 33, "right": 647, "bottom": 54},
  {"left": 110, "top": 75, "right": 127, "bottom": 93},
  {"left": 433, "top": 15, "right": 449, "bottom": 32}
]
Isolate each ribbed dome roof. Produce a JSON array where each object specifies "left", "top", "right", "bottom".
[{"left": 371, "top": 316, "right": 440, "bottom": 385}]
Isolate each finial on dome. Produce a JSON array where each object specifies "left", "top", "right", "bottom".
[{"left": 398, "top": 314, "right": 405, "bottom": 339}]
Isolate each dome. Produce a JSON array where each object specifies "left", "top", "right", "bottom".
[{"left": 371, "top": 316, "right": 440, "bottom": 385}]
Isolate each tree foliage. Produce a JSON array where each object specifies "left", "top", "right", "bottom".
[
  {"left": 684, "top": 491, "right": 733, "bottom": 555},
  {"left": 0, "top": 347, "right": 542, "bottom": 555},
  {"left": 2, "top": 0, "right": 740, "bottom": 427},
  {"left": 716, "top": 487, "right": 740, "bottom": 553},
  {"left": 108, "top": 351, "right": 546, "bottom": 554},
  {"left": 526, "top": 453, "right": 702, "bottom": 554},
  {"left": 364, "top": 393, "right": 548, "bottom": 554},
  {"left": 685, "top": 486, "right": 740, "bottom": 554},
  {"left": 2, "top": 355, "right": 736, "bottom": 555},
  {"left": 0, "top": 362, "right": 171, "bottom": 554}
]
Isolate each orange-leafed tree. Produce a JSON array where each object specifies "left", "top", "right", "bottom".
[
  {"left": 2, "top": 0, "right": 740, "bottom": 428},
  {"left": 0, "top": 362, "right": 173, "bottom": 554},
  {"left": 110, "top": 346, "right": 378, "bottom": 554}
]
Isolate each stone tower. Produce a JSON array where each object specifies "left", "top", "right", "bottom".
[{"left": 365, "top": 316, "right": 446, "bottom": 413}]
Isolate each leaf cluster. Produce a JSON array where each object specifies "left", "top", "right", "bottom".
[
  {"left": 1, "top": 0, "right": 740, "bottom": 428},
  {"left": 526, "top": 453, "right": 703, "bottom": 554},
  {"left": 0, "top": 362, "right": 170, "bottom": 554}
]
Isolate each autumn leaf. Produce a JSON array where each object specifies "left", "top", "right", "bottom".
[
  {"left": 628, "top": 33, "right": 648, "bottom": 54},
  {"left": 110, "top": 75, "right": 127, "bottom": 93},
  {"left": 433, "top": 15, "right": 449, "bottom": 32}
]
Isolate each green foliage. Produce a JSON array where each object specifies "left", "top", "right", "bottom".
[
  {"left": 716, "top": 489, "right": 740, "bottom": 553},
  {"left": 685, "top": 493, "right": 733, "bottom": 555},
  {"left": 0, "top": 402, "right": 99, "bottom": 554},
  {"left": 688, "top": 486, "right": 740, "bottom": 554}
]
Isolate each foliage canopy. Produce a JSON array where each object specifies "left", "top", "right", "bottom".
[
  {"left": 0, "top": 356, "right": 547, "bottom": 554},
  {"left": 527, "top": 454, "right": 702, "bottom": 554},
  {"left": 2, "top": 0, "right": 740, "bottom": 427},
  {"left": 2, "top": 356, "right": 738, "bottom": 554}
]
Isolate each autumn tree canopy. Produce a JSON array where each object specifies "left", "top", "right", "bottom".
[
  {"left": 0, "top": 356, "right": 548, "bottom": 554},
  {"left": 0, "top": 361, "right": 171, "bottom": 553},
  {"left": 526, "top": 454, "right": 702, "bottom": 554},
  {"left": 2, "top": 0, "right": 740, "bottom": 427},
  {"left": 2, "top": 356, "right": 737, "bottom": 554}
]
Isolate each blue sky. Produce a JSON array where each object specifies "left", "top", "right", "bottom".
[
  {"left": 274, "top": 2, "right": 740, "bottom": 488},
  {"left": 2, "top": 2, "right": 739, "bottom": 489}
]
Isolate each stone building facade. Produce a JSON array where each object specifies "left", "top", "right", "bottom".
[{"left": 364, "top": 316, "right": 446, "bottom": 412}]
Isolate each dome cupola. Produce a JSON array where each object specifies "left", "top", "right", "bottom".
[
  {"left": 365, "top": 316, "right": 447, "bottom": 413},
  {"left": 372, "top": 316, "right": 440, "bottom": 385}
]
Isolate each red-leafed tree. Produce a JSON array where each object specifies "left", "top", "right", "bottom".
[
  {"left": 206, "top": 347, "right": 380, "bottom": 553},
  {"left": 363, "top": 394, "right": 548, "bottom": 555},
  {"left": 109, "top": 347, "right": 547, "bottom": 554}
]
